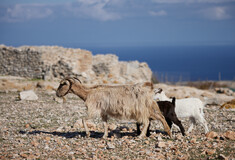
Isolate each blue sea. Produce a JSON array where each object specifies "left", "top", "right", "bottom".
[{"left": 71, "top": 45, "right": 235, "bottom": 82}]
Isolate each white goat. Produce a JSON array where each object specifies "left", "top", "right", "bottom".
[
  {"left": 154, "top": 88, "right": 209, "bottom": 134},
  {"left": 56, "top": 77, "right": 172, "bottom": 139}
]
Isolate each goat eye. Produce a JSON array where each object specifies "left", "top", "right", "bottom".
[{"left": 65, "top": 81, "right": 69, "bottom": 85}]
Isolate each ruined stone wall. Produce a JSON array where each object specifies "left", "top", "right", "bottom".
[
  {"left": 0, "top": 46, "right": 49, "bottom": 79},
  {"left": 0, "top": 45, "right": 153, "bottom": 84}
]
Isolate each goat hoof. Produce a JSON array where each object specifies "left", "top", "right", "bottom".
[
  {"left": 138, "top": 134, "right": 146, "bottom": 139},
  {"left": 168, "top": 132, "right": 173, "bottom": 139},
  {"left": 86, "top": 133, "right": 90, "bottom": 138},
  {"left": 102, "top": 135, "right": 108, "bottom": 139}
]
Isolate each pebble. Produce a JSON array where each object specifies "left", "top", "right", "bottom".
[
  {"left": 156, "top": 141, "right": 166, "bottom": 148},
  {"left": 224, "top": 131, "right": 235, "bottom": 140},
  {"left": 206, "top": 131, "right": 219, "bottom": 139},
  {"left": 190, "top": 138, "right": 197, "bottom": 143},
  {"left": 107, "top": 142, "right": 115, "bottom": 149},
  {"left": 206, "top": 149, "right": 216, "bottom": 155}
]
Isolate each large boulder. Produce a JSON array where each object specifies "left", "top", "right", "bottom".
[{"left": 19, "top": 90, "right": 38, "bottom": 101}]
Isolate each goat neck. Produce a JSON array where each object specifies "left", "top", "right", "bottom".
[{"left": 70, "top": 81, "right": 89, "bottom": 101}]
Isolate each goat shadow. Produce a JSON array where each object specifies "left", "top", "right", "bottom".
[{"left": 19, "top": 128, "right": 168, "bottom": 139}]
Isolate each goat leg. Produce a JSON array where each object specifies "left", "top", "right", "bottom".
[
  {"left": 146, "top": 121, "right": 151, "bottom": 137},
  {"left": 82, "top": 118, "right": 90, "bottom": 137},
  {"left": 157, "top": 113, "right": 172, "bottom": 138},
  {"left": 197, "top": 114, "right": 209, "bottom": 133},
  {"left": 151, "top": 102, "right": 172, "bottom": 138},
  {"left": 136, "top": 121, "right": 151, "bottom": 137},
  {"left": 138, "top": 119, "right": 149, "bottom": 138},
  {"left": 102, "top": 114, "right": 108, "bottom": 138},
  {"left": 136, "top": 123, "right": 141, "bottom": 135},
  {"left": 187, "top": 117, "right": 196, "bottom": 133},
  {"left": 170, "top": 116, "right": 185, "bottom": 136}
]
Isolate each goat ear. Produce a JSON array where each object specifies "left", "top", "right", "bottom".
[
  {"left": 154, "top": 88, "right": 163, "bottom": 94},
  {"left": 158, "top": 88, "right": 163, "bottom": 93}
]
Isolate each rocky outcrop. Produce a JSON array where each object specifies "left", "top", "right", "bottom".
[
  {"left": 92, "top": 54, "right": 152, "bottom": 84},
  {"left": 154, "top": 83, "right": 234, "bottom": 105},
  {"left": 0, "top": 45, "right": 152, "bottom": 84}
]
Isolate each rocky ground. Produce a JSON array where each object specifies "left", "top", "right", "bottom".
[{"left": 0, "top": 85, "right": 234, "bottom": 160}]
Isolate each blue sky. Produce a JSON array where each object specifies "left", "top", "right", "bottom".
[{"left": 0, "top": 0, "right": 235, "bottom": 47}]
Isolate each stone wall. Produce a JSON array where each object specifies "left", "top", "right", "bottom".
[
  {"left": 0, "top": 45, "right": 153, "bottom": 84},
  {"left": 0, "top": 46, "right": 49, "bottom": 79}
]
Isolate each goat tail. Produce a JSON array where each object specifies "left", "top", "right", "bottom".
[
  {"left": 200, "top": 102, "right": 205, "bottom": 117},
  {"left": 171, "top": 97, "right": 176, "bottom": 106},
  {"left": 143, "top": 82, "right": 153, "bottom": 90}
]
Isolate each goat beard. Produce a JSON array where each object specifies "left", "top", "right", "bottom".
[{"left": 62, "top": 96, "right": 67, "bottom": 103}]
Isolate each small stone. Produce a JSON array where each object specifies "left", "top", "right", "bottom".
[
  {"left": 156, "top": 141, "right": 166, "bottom": 148},
  {"left": 98, "top": 144, "right": 105, "bottom": 148},
  {"left": 156, "top": 154, "right": 165, "bottom": 159},
  {"left": 108, "top": 124, "right": 117, "bottom": 130},
  {"left": 86, "top": 121, "right": 96, "bottom": 130},
  {"left": 175, "top": 150, "right": 181, "bottom": 155},
  {"left": 177, "top": 154, "right": 188, "bottom": 160},
  {"left": 56, "top": 126, "right": 64, "bottom": 132},
  {"left": 19, "top": 153, "right": 28, "bottom": 158},
  {"left": 224, "top": 131, "right": 235, "bottom": 140},
  {"left": 144, "top": 140, "right": 150, "bottom": 144},
  {"left": 206, "top": 131, "right": 218, "bottom": 139},
  {"left": 69, "top": 152, "right": 74, "bottom": 155},
  {"left": 157, "top": 136, "right": 163, "bottom": 141},
  {"left": 44, "top": 144, "right": 50, "bottom": 150},
  {"left": 25, "top": 124, "right": 30, "bottom": 128},
  {"left": 31, "top": 140, "right": 39, "bottom": 147},
  {"left": 190, "top": 138, "right": 197, "bottom": 143},
  {"left": 122, "top": 128, "right": 128, "bottom": 132},
  {"left": 206, "top": 149, "right": 216, "bottom": 155},
  {"left": 107, "top": 142, "right": 115, "bottom": 149},
  {"left": 45, "top": 136, "right": 51, "bottom": 141}
]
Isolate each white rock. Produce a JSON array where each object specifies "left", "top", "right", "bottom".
[
  {"left": 19, "top": 90, "right": 38, "bottom": 100},
  {"left": 107, "top": 142, "right": 115, "bottom": 149}
]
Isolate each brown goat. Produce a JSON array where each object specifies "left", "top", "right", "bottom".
[{"left": 56, "top": 77, "right": 172, "bottom": 138}]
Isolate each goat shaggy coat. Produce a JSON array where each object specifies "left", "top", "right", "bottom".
[
  {"left": 137, "top": 98, "right": 185, "bottom": 136},
  {"left": 56, "top": 77, "right": 172, "bottom": 138}
]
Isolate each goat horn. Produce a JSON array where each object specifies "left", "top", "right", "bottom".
[
  {"left": 64, "top": 77, "right": 75, "bottom": 84},
  {"left": 72, "top": 77, "right": 82, "bottom": 84}
]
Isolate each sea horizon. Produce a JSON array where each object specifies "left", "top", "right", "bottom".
[
  {"left": 76, "top": 45, "right": 235, "bottom": 82},
  {"left": 3, "top": 44, "right": 235, "bottom": 82}
]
